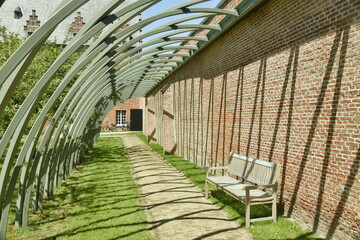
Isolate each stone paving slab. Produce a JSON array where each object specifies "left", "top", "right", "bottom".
[{"left": 121, "top": 135, "right": 253, "bottom": 240}]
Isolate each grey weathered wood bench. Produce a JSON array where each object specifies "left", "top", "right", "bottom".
[{"left": 204, "top": 152, "right": 280, "bottom": 228}]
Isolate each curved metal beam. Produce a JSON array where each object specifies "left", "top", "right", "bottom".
[
  {"left": 0, "top": 0, "right": 159, "bottom": 231},
  {"left": 0, "top": 0, "right": 90, "bottom": 110},
  {"left": 0, "top": 1, "right": 261, "bottom": 239},
  {"left": 0, "top": 0, "right": 160, "bottom": 232}
]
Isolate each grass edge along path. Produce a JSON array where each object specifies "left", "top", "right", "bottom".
[
  {"left": 7, "top": 137, "right": 154, "bottom": 240},
  {"left": 132, "top": 132, "right": 322, "bottom": 240}
]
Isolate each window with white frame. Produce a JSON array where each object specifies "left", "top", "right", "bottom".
[{"left": 116, "top": 110, "right": 126, "bottom": 126}]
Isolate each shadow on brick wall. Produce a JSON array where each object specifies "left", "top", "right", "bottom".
[
  {"left": 326, "top": 146, "right": 360, "bottom": 239},
  {"left": 286, "top": 26, "right": 350, "bottom": 223},
  {"left": 145, "top": 1, "right": 359, "bottom": 237},
  {"left": 148, "top": 128, "right": 156, "bottom": 143},
  {"left": 271, "top": 45, "right": 300, "bottom": 210},
  {"left": 213, "top": 73, "right": 228, "bottom": 173}
]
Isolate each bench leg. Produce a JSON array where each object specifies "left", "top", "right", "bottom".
[
  {"left": 205, "top": 180, "right": 209, "bottom": 199},
  {"left": 245, "top": 203, "right": 250, "bottom": 228},
  {"left": 272, "top": 199, "right": 277, "bottom": 223}
]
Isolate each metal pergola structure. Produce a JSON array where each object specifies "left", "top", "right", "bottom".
[{"left": 0, "top": 0, "right": 264, "bottom": 238}]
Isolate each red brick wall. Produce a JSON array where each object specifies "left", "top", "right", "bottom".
[
  {"left": 144, "top": 0, "right": 360, "bottom": 239},
  {"left": 102, "top": 97, "right": 143, "bottom": 129}
]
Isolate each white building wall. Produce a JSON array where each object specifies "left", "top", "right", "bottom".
[{"left": 0, "top": 0, "right": 139, "bottom": 44}]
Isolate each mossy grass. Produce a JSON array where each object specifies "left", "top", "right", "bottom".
[
  {"left": 133, "top": 132, "right": 321, "bottom": 240},
  {"left": 7, "top": 137, "right": 154, "bottom": 240}
]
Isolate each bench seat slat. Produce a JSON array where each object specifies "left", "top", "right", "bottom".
[{"left": 223, "top": 185, "right": 274, "bottom": 202}]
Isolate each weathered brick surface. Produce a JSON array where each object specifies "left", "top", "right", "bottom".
[{"left": 144, "top": 0, "right": 360, "bottom": 239}]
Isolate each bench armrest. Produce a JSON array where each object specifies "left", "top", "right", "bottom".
[
  {"left": 204, "top": 166, "right": 228, "bottom": 177},
  {"left": 203, "top": 166, "right": 228, "bottom": 171},
  {"left": 243, "top": 183, "right": 278, "bottom": 203}
]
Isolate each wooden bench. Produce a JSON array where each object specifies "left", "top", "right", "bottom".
[{"left": 204, "top": 152, "right": 280, "bottom": 228}]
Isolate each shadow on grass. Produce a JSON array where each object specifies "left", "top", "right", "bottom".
[
  {"left": 7, "top": 137, "right": 154, "bottom": 240},
  {"left": 133, "top": 132, "right": 321, "bottom": 240}
]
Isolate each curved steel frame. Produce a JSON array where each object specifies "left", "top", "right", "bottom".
[{"left": 0, "top": 0, "right": 264, "bottom": 238}]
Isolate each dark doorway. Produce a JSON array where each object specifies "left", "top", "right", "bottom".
[{"left": 130, "top": 109, "right": 143, "bottom": 131}]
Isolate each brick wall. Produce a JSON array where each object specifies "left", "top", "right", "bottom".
[
  {"left": 144, "top": 0, "right": 360, "bottom": 239},
  {"left": 102, "top": 97, "right": 143, "bottom": 130}
]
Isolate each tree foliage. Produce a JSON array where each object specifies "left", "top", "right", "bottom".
[{"left": 0, "top": 25, "right": 86, "bottom": 138}]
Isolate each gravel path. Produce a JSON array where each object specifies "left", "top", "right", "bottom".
[{"left": 121, "top": 135, "right": 253, "bottom": 240}]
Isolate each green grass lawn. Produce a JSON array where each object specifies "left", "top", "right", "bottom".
[
  {"left": 7, "top": 137, "right": 154, "bottom": 240},
  {"left": 5, "top": 133, "right": 322, "bottom": 240},
  {"left": 133, "top": 132, "right": 322, "bottom": 240}
]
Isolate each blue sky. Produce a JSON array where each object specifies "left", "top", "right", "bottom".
[
  {"left": 141, "top": 0, "right": 220, "bottom": 42},
  {"left": 142, "top": 0, "right": 220, "bottom": 18}
]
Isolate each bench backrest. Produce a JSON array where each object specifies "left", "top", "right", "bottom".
[{"left": 227, "top": 153, "right": 279, "bottom": 185}]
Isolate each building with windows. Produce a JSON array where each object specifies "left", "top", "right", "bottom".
[
  {"left": 0, "top": 0, "right": 140, "bottom": 44},
  {"left": 102, "top": 97, "right": 145, "bottom": 132},
  {"left": 0, "top": 0, "right": 145, "bottom": 132}
]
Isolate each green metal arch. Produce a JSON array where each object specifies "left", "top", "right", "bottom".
[
  {"left": 0, "top": 0, "right": 169, "bottom": 221},
  {"left": 11, "top": 28, "right": 208, "bottom": 232},
  {"left": 0, "top": 1, "right": 161, "bottom": 234},
  {"left": 0, "top": 0, "right": 266, "bottom": 239},
  {"left": 30, "top": 20, "right": 222, "bottom": 178}
]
